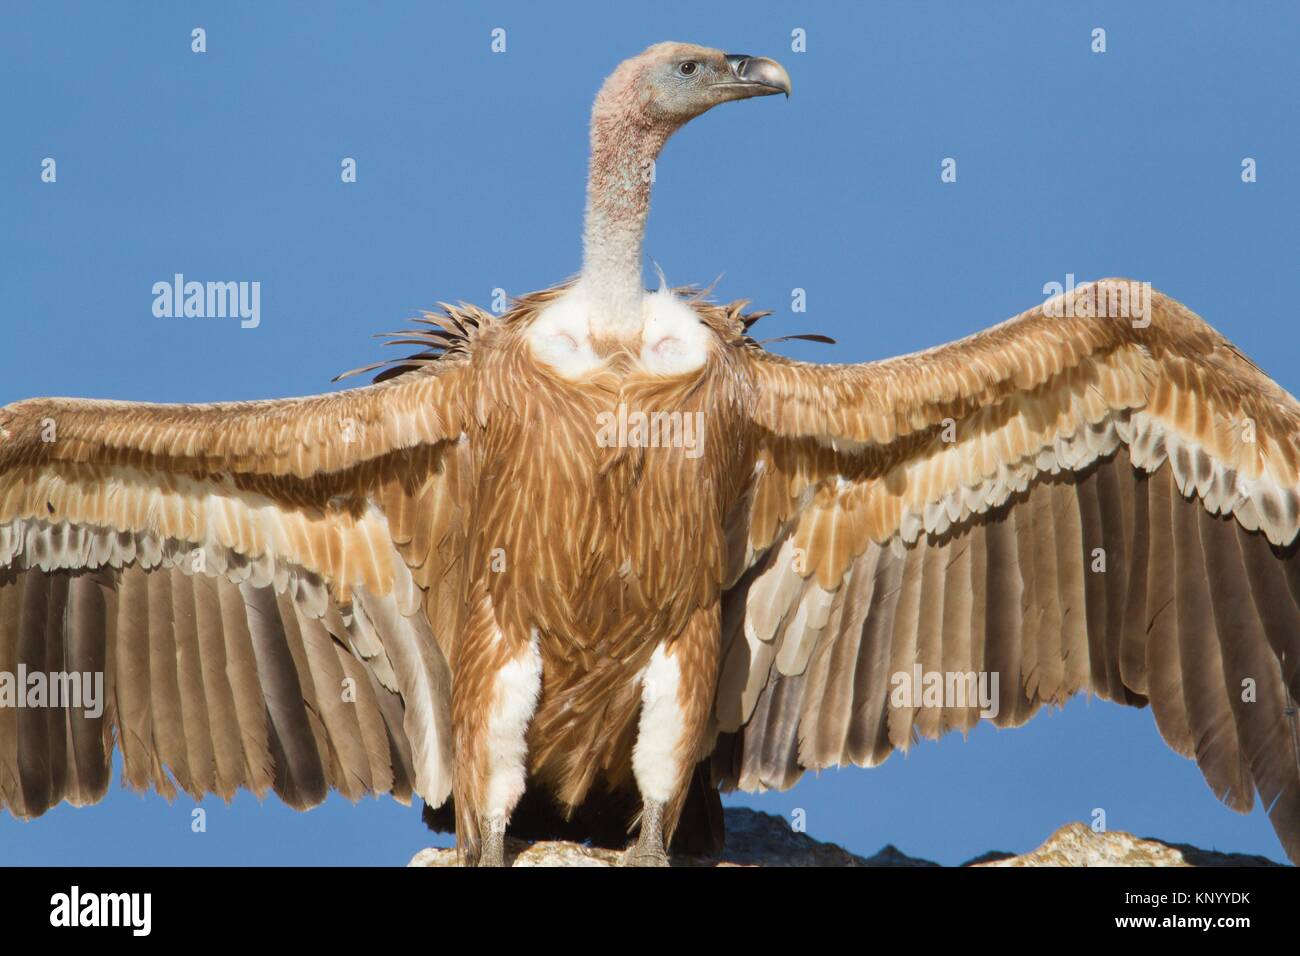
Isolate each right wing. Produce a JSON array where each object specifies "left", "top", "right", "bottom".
[{"left": 715, "top": 280, "right": 1300, "bottom": 861}]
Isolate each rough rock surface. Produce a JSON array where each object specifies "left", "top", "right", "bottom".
[
  {"left": 970, "top": 822, "right": 1283, "bottom": 867},
  {"left": 407, "top": 808, "right": 1283, "bottom": 867}
]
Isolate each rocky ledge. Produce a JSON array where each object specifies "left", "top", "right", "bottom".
[{"left": 408, "top": 807, "right": 1283, "bottom": 867}]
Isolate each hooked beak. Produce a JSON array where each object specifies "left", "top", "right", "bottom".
[{"left": 720, "top": 54, "right": 792, "bottom": 98}]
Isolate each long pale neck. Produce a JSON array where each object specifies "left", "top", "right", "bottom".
[{"left": 580, "top": 100, "right": 671, "bottom": 339}]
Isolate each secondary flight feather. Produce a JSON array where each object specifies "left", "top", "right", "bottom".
[{"left": 2, "top": 42, "right": 1299, "bottom": 866}]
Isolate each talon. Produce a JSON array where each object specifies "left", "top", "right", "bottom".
[{"left": 623, "top": 845, "right": 671, "bottom": 867}]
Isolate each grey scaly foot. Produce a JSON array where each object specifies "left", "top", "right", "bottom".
[
  {"left": 624, "top": 800, "right": 671, "bottom": 867},
  {"left": 478, "top": 813, "right": 508, "bottom": 867}
]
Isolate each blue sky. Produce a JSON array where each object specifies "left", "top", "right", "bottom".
[{"left": 2, "top": 1, "right": 1298, "bottom": 865}]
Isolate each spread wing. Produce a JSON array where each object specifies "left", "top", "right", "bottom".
[
  {"left": 0, "top": 329, "right": 477, "bottom": 819},
  {"left": 716, "top": 279, "right": 1300, "bottom": 862}
]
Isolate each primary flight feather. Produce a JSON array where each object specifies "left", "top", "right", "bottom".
[{"left": 3, "top": 41, "right": 1300, "bottom": 866}]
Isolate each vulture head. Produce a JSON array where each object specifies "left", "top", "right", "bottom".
[
  {"left": 575, "top": 43, "right": 791, "bottom": 350},
  {"left": 599, "top": 41, "right": 792, "bottom": 126}
]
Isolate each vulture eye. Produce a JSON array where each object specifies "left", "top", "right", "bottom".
[{"left": 678, "top": 61, "right": 698, "bottom": 77}]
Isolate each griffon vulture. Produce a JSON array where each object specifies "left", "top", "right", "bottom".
[{"left": 2, "top": 42, "right": 1299, "bottom": 867}]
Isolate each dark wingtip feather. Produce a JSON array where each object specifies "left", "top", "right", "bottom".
[{"left": 755, "top": 333, "right": 838, "bottom": 346}]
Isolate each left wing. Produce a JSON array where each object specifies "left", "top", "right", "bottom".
[
  {"left": 0, "top": 339, "right": 477, "bottom": 819},
  {"left": 714, "top": 279, "right": 1300, "bottom": 862}
]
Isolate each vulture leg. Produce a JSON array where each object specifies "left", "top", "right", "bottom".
[
  {"left": 480, "top": 813, "right": 508, "bottom": 869},
  {"left": 625, "top": 606, "right": 720, "bottom": 867},
  {"left": 451, "top": 590, "right": 542, "bottom": 866},
  {"left": 626, "top": 798, "right": 669, "bottom": 867}
]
